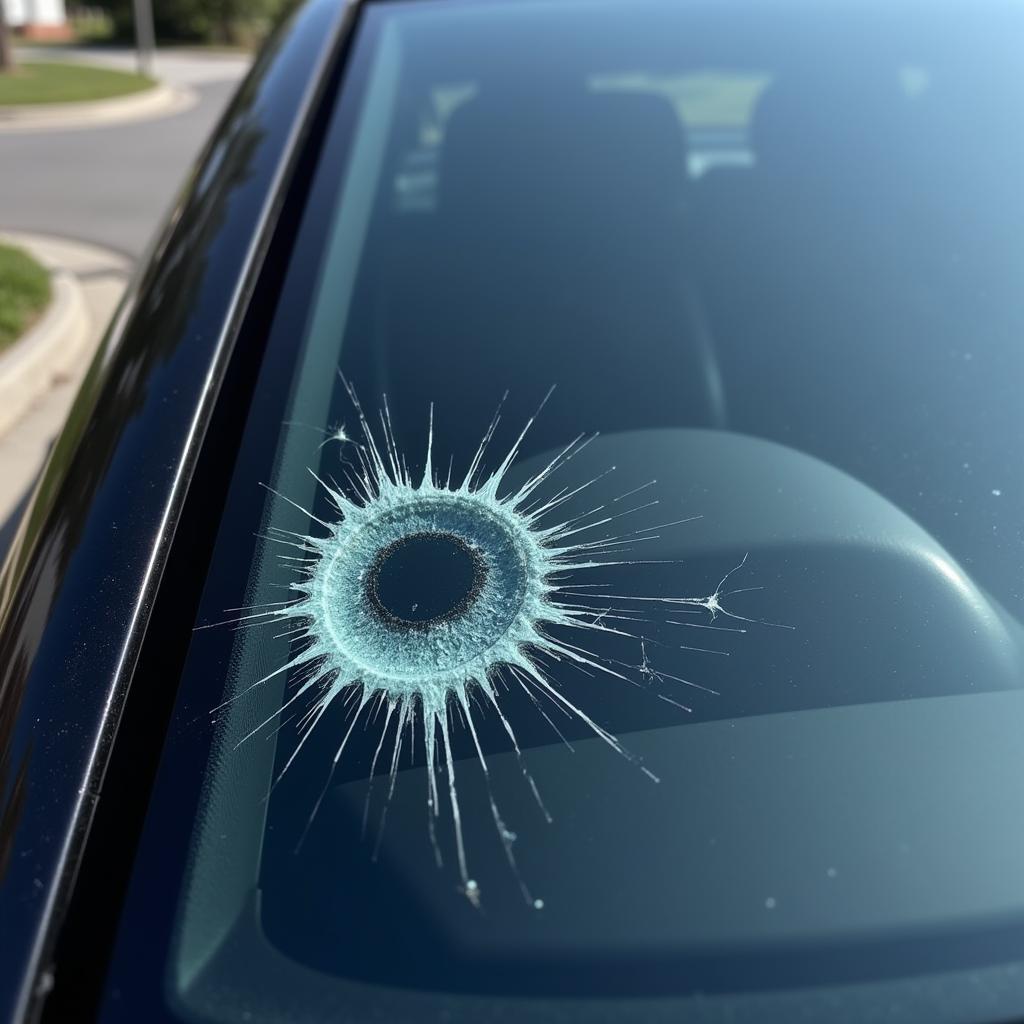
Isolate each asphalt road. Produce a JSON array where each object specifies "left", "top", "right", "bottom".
[
  {"left": 0, "top": 50, "right": 251, "bottom": 559},
  {"left": 0, "top": 49, "right": 251, "bottom": 258}
]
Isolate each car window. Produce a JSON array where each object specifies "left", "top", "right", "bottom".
[
  {"left": 101, "top": 1, "right": 1024, "bottom": 1021},
  {"left": 394, "top": 69, "right": 769, "bottom": 212}
]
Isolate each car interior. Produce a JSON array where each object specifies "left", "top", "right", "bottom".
[
  {"left": 337, "top": 5, "right": 1024, "bottom": 585},
  {"left": 89, "top": 4, "right": 1024, "bottom": 1022}
]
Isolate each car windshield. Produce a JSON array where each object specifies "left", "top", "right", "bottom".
[{"left": 104, "top": 1, "right": 1024, "bottom": 1021}]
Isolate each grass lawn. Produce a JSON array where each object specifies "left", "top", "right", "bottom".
[
  {"left": 0, "top": 62, "right": 154, "bottom": 106},
  {"left": 0, "top": 245, "right": 51, "bottom": 353}
]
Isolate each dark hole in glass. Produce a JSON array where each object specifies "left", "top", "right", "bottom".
[{"left": 365, "top": 530, "right": 487, "bottom": 630}]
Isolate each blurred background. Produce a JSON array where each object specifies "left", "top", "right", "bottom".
[{"left": 0, "top": 0, "right": 290, "bottom": 557}]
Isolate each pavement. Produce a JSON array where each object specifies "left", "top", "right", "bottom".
[
  {"left": 0, "top": 48, "right": 251, "bottom": 257},
  {"left": 0, "top": 48, "right": 251, "bottom": 559}
]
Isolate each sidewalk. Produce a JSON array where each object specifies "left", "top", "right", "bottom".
[{"left": 0, "top": 233, "right": 131, "bottom": 542}]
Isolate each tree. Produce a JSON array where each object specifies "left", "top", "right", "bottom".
[
  {"left": 104, "top": 0, "right": 294, "bottom": 46},
  {"left": 0, "top": 0, "right": 15, "bottom": 75}
]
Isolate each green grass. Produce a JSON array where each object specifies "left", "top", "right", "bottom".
[
  {"left": 0, "top": 61, "right": 154, "bottom": 106},
  {"left": 0, "top": 245, "right": 51, "bottom": 352}
]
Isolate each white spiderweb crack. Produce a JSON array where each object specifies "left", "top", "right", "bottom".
[{"left": 208, "top": 387, "right": 776, "bottom": 908}]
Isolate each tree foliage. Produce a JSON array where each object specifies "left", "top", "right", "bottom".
[{"left": 104, "top": 0, "right": 301, "bottom": 46}]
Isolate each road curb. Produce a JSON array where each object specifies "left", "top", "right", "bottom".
[
  {"left": 0, "top": 232, "right": 131, "bottom": 532},
  {"left": 0, "top": 82, "right": 197, "bottom": 134},
  {"left": 0, "top": 267, "right": 88, "bottom": 438}
]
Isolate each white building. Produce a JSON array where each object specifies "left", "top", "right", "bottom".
[{"left": 2, "top": 0, "right": 70, "bottom": 40}]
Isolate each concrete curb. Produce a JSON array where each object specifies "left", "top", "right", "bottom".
[
  {"left": 0, "top": 232, "right": 131, "bottom": 532},
  {"left": 0, "top": 82, "right": 197, "bottom": 134},
  {"left": 0, "top": 267, "right": 88, "bottom": 438}
]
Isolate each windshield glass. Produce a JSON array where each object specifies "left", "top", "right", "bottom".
[{"left": 104, "top": 1, "right": 1024, "bottom": 1021}]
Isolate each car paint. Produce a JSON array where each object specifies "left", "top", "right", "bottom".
[{"left": 0, "top": 1, "right": 359, "bottom": 1018}]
